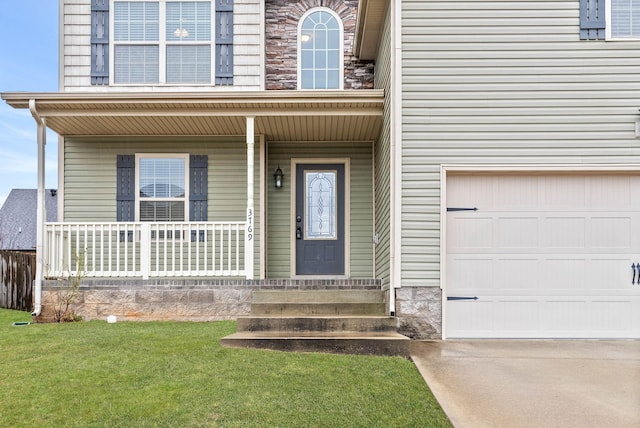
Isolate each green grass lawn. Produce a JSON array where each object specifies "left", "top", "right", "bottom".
[{"left": 0, "top": 309, "right": 450, "bottom": 427}]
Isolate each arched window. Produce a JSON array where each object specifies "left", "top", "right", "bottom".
[{"left": 298, "top": 8, "right": 344, "bottom": 90}]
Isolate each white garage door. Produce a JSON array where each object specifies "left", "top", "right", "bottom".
[{"left": 446, "top": 173, "right": 640, "bottom": 338}]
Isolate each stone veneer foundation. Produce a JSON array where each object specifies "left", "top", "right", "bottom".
[
  {"left": 37, "top": 279, "right": 382, "bottom": 323},
  {"left": 265, "top": 0, "right": 375, "bottom": 90},
  {"left": 36, "top": 279, "right": 443, "bottom": 339}
]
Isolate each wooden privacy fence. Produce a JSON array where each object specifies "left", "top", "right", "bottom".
[{"left": 0, "top": 250, "right": 35, "bottom": 312}]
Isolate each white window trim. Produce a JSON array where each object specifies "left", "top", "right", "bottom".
[
  {"left": 110, "top": 0, "right": 216, "bottom": 86},
  {"left": 296, "top": 7, "right": 344, "bottom": 90},
  {"left": 135, "top": 153, "right": 190, "bottom": 222},
  {"left": 606, "top": 0, "right": 640, "bottom": 40}
]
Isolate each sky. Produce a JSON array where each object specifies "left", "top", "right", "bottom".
[{"left": 0, "top": 1, "right": 59, "bottom": 207}]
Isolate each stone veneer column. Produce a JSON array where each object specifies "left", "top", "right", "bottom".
[
  {"left": 265, "top": 0, "right": 375, "bottom": 90},
  {"left": 395, "top": 287, "right": 443, "bottom": 339}
]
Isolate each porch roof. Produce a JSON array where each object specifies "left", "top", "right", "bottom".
[{"left": 1, "top": 90, "right": 384, "bottom": 142}]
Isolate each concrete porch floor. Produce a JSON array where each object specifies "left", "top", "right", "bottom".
[{"left": 410, "top": 340, "right": 640, "bottom": 428}]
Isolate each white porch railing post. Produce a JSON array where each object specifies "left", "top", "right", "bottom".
[
  {"left": 245, "top": 116, "right": 255, "bottom": 279},
  {"left": 140, "top": 223, "right": 151, "bottom": 280}
]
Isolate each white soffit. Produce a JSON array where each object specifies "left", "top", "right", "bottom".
[
  {"left": 1, "top": 90, "right": 384, "bottom": 142},
  {"left": 354, "top": 0, "right": 388, "bottom": 60}
]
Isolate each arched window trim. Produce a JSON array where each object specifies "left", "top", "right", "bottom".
[{"left": 297, "top": 7, "right": 344, "bottom": 90}]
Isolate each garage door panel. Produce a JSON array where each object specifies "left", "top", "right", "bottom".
[
  {"left": 446, "top": 173, "right": 640, "bottom": 339},
  {"left": 449, "top": 217, "right": 493, "bottom": 248},
  {"left": 544, "top": 217, "right": 585, "bottom": 248},
  {"left": 591, "top": 217, "right": 631, "bottom": 249},
  {"left": 542, "top": 301, "right": 587, "bottom": 332},
  {"left": 495, "top": 176, "right": 539, "bottom": 209},
  {"left": 497, "top": 217, "right": 538, "bottom": 248},
  {"left": 447, "top": 175, "right": 494, "bottom": 207},
  {"left": 495, "top": 258, "right": 539, "bottom": 291},
  {"left": 590, "top": 175, "right": 634, "bottom": 209},
  {"left": 446, "top": 296, "right": 640, "bottom": 338},
  {"left": 494, "top": 300, "right": 540, "bottom": 331},
  {"left": 544, "top": 259, "right": 586, "bottom": 292},
  {"left": 446, "top": 300, "right": 495, "bottom": 336},
  {"left": 543, "top": 176, "right": 587, "bottom": 208},
  {"left": 591, "top": 301, "right": 634, "bottom": 333},
  {"left": 450, "top": 256, "right": 635, "bottom": 295},
  {"left": 589, "top": 259, "right": 634, "bottom": 293},
  {"left": 447, "top": 257, "right": 494, "bottom": 293}
]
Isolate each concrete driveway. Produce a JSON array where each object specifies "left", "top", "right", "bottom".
[{"left": 410, "top": 340, "right": 640, "bottom": 428}]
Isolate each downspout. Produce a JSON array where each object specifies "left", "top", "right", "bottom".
[
  {"left": 29, "top": 99, "right": 46, "bottom": 317},
  {"left": 389, "top": 0, "right": 402, "bottom": 317}
]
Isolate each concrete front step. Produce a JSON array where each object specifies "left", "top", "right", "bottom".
[
  {"left": 237, "top": 316, "right": 398, "bottom": 333},
  {"left": 219, "top": 289, "right": 410, "bottom": 356},
  {"left": 252, "top": 290, "right": 385, "bottom": 304},
  {"left": 251, "top": 302, "right": 386, "bottom": 316},
  {"left": 220, "top": 332, "right": 411, "bottom": 357}
]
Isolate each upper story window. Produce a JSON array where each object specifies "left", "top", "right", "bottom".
[
  {"left": 114, "top": 2, "right": 161, "bottom": 83},
  {"left": 107, "top": 0, "right": 233, "bottom": 85},
  {"left": 297, "top": 8, "right": 344, "bottom": 90},
  {"left": 609, "top": 0, "right": 640, "bottom": 38},
  {"left": 112, "top": 1, "right": 213, "bottom": 84},
  {"left": 166, "top": 2, "right": 212, "bottom": 83}
]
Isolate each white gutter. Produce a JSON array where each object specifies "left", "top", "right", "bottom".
[{"left": 29, "top": 99, "right": 46, "bottom": 317}]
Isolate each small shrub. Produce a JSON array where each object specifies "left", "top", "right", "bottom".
[{"left": 46, "top": 251, "right": 84, "bottom": 323}]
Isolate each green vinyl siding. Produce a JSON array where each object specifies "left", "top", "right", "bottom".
[
  {"left": 63, "top": 136, "right": 261, "bottom": 277},
  {"left": 374, "top": 5, "right": 392, "bottom": 288},
  {"left": 267, "top": 142, "right": 374, "bottom": 278},
  {"left": 402, "top": 0, "right": 640, "bottom": 287}
]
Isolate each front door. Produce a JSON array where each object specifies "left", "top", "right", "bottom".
[{"left": 295, "top": 163, "right": 345, "bottom": 275}]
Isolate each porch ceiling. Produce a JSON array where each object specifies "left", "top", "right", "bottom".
[{"left": 1, "top": 90, "right": 384, "bottom": 142}]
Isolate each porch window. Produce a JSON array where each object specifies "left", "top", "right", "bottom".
[
  {"left": 297, "top": 8, "right": 343, "bottom": 90},
  {"left": 137, "top": 155, "right": 189, "bottom": 221},
  {"left": 113, "top": 0, "right": 213, "bottom": 84}
]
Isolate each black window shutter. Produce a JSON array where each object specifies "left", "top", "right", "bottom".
[
  {"left": 215, "top": 0, "right": 233, "bottom": 85},
  {"left": 116, "top": 155, "right": 135, "bottom": 221},
  {"left": 580, "top": 0, "right": 605, "bottom": 40},
  {"left": 91, "top": 0, "right": 109, "bottom": 85},
  {"left": 190, "top": 155, "right": 208, "bottom": 221}
]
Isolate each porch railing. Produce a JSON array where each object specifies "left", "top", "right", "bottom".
[{"left": 44, "top": 222, "right": 247, "bottom": 279}]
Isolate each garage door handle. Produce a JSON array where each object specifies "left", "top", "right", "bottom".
[
  {"left": 633, "top": 263, "right": 639, "bottom": 285},
  {"left": 447, "top": 296, "right": 479, "bottom": 301}
]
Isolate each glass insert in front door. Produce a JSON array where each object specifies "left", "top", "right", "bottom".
[{"left": 305, "top": 170, "right": 337, "bottom": 240}]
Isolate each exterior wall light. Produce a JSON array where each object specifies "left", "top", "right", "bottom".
[{"left": 274, "top": 166, "right": 284, "bottom": 188}]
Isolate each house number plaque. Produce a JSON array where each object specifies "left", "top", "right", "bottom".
[{"left": 246, "top": 208, "right": 253, "bottom": 241}]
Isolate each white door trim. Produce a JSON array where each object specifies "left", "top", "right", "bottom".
[{"left": 290, "top": 157, "right": 351, "bottom": 278}]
